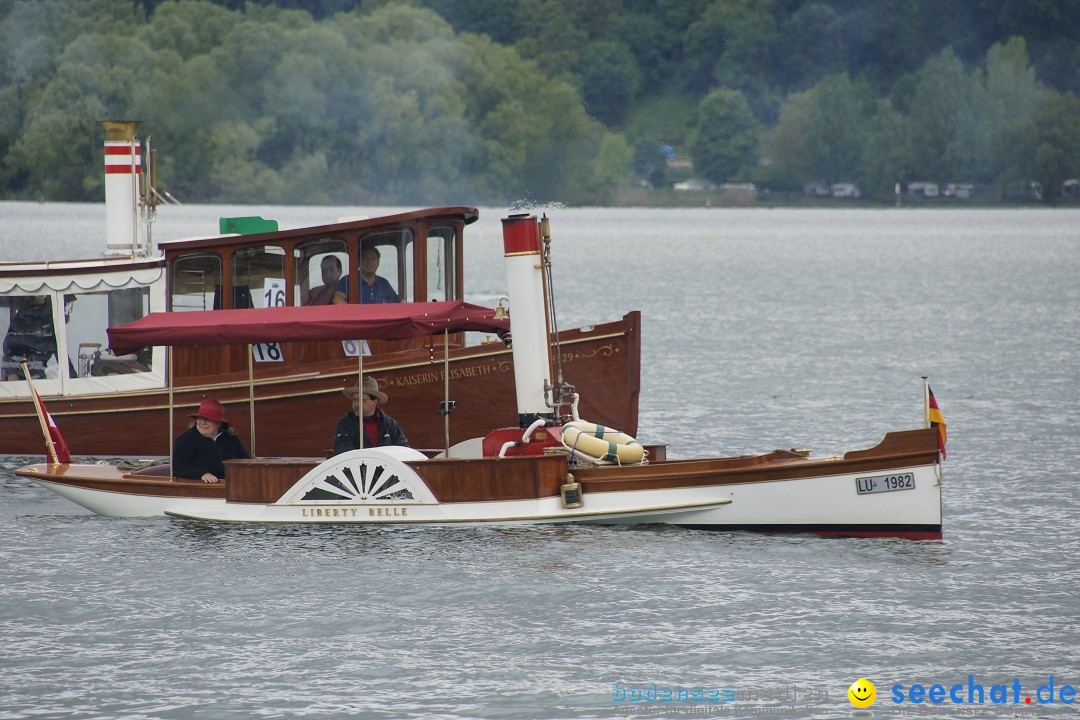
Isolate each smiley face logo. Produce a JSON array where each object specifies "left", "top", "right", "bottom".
[{"left": 848, "top": 678, "right": 876, "bottom": 708}]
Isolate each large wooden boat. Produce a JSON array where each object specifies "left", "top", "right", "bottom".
[
  {"left": 0, "top": 122, "right": 639, "bottom": 456},
  {"left": 16, "top": 214, "right": 944, "bottom": 539}
]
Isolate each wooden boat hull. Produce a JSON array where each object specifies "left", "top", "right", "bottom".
[
  {"left": 576, "top": 428, "right": 942, "bottom": 539},
  {"left": 0, "top": 312, "right": 640, "bottom": 457},
  {"left": 16, "top": 429, "right": 941, "bottom": 539}
]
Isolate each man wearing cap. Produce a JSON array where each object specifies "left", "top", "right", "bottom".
[
  {"left": 333, "top": 376, "right": 408, "bottom": 455},
  {"left": 173, "top": 398, "right": 250, "bottom": 483}
]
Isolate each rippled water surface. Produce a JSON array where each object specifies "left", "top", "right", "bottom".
[{"left": 2, "top": 204, "right": 1079, "bottom": 719}]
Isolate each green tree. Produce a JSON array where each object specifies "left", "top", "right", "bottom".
[
  {"left": 1031, "top": 90, "right": 1080, "bottom": 200},
  {"left": 860, "top": 98, "right": 911, "bottom": 196},
  {"left": 615, "top": 12, "right": 678, "bottom": 90},
  {"left": 144, "top": 0, "right": 240, "bottom": 60},
  {"left": 689, "top": 88, "right": 759, "bottom": 183},
  {"left": 513, "top": 0, "right": 587, "bottom": 79},
  {"left": 764, "top": 74, "right": 871, "bottom": 190},
  {"left": 578, "top": 40, "right": 640, "bottom": 125},
  {"left": 761, "top": 86, "right": 814, "bottom": 188},
  {"left": 803, "top": 73, "right": 868, "bottom": 185},
  {"left": 907, "top": 48, "right": 979, "bottom": 181},
  {"left": 978, "top": 37, "right": 1042, "bottom": 183},
  {"left": 773, "top": 2, "right": 843, "bottom": 92}
]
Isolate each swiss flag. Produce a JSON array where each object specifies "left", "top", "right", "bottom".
[{"left": 31, "top": 387, "right": 71, "bottom": 464}]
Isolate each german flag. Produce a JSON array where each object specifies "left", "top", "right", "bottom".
[{"left": 927, "top": 386, "right": 947, "bottom": 459}]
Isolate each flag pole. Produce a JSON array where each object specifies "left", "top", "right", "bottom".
[
  {"left": 921, "top": 376, "right": 929, "bottom": 429},
  {"left": 22, "top": 361, "right": 59, "bottom": 465}
]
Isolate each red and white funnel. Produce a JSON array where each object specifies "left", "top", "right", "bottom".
[
  {"left": 501, "top": 214, "right": 555, "bottom": 427},
  {"left": 101, "top": 120, "right": 142, "bottom": 256}
]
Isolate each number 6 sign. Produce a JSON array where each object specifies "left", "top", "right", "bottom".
[{"left": 342, "top": 339, "right": 371, "bottom": 357}]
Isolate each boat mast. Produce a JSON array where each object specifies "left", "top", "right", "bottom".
[
  {"left": 538, "top": 215, "right": 576, "bottom": 419},
  {"left": 139, "top": 134, "right": 159, "bottom": 257}
]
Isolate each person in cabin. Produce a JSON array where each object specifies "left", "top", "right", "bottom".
[
  {"left": 173, "top": 399, "right": 250, "bottom": 483},
  {"left": 358, "top": 246, "right": 400, "bottom": 304},
  {"left": 2, "top": 295, "right": 58, "bottom": 381},
  {"left": 303, "top": 255, "right": 348, "bottom": 305},
  {"left": 332, "top": 376, "right": 408, "bottom": 455}
]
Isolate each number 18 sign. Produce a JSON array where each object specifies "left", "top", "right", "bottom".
[{"left": 251, "top": 342, "right": 283, "bottom": 362}]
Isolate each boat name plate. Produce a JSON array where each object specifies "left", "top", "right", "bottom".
[{"left": 855, "top": 472, "right": 915, "bottom": 495}]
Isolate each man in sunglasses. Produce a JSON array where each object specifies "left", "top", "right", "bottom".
[{"left": 332, "top": 376, "right": 408, "bottom": 455}]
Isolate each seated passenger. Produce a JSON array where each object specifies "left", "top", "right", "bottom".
[
  {"left": 173, "top": 399, "right": 250, "bottom": 483},
  {"left": 359, "top": 246, "right": 400, "bottom": 304},
  {"left": 2, "top": 296, "right": 57, "bottom": 381},
  {"left": 333, "top": 377, "right": 408, "bottom": 455},
  {"left": 304, "top": 256, "right": 348, "bottom": 306}
]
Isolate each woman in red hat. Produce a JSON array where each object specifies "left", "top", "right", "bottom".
[{"left": 173, "top": 398, "right": 250, "bottom": 483}]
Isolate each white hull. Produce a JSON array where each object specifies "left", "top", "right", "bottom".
[
  {"left": 35, "top": 478, "right": 223, "bottom": 518},
  {"left": 28, "top": 451, "right": 939, "bottom": 537},
  {"left": 625, "top": 462, "right": 942, "bottom": 534},
  {"left": 163, "top": 496, "right": 731, "bottom": 525}
]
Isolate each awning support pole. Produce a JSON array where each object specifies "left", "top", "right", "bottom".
[
  {"left": 358, "top": 345, "right": 364, "bottom": 450},
  {"left": 168, "top": 347, "right": 174, "bottom": 478},
  {"left": 248, "top": 345, "right": 255, "bottom": 456},
  {"left": 443, "top": 330, "right": 450, "bottom": 455}
]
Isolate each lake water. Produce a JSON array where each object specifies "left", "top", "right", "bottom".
[{"left": 1, "top": 204, "right": 1079, "bottom": 719}]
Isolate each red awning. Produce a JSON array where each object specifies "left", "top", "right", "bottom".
[{"left": 107, "top": 301, "right": 508, "bottom": 355}]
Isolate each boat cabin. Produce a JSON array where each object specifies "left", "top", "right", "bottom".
[
  {"left": 165, "top": 208, "right": 474, "bottom": 313},
  {"left": 0, "top": 207, "right": 477, "bottom": 398},
  {"left": 0, "top": 257, "right": 166, "bottom": 398},
  {"left": 161, "top": 207, "right": 477, "bottom": 380}
]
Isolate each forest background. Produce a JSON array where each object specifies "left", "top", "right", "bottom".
[{"left": 1, "top": 0, "right": 1078, "bottom": 207}]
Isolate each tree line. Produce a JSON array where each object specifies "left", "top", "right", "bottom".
[{"left": 1, "top": 0, "right": 1077, "bottom": 206}]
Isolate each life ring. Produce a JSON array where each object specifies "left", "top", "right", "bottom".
[{"left": 561, "top": 420, "right": 646, "bottom": 465}]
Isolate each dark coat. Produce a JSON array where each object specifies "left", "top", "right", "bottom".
[
  {"left": 2, "top": 298, "right": 57, "bottom": 380},
  {"left": 332, "top": 408, "right": 408, "bottom": 455},
  {"left": 173, "top": 425, "right": 250, "bottom": 480}
]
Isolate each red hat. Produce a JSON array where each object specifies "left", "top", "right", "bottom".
[{"left": 188, "top": 398, "right": 227, "bottom": 424}]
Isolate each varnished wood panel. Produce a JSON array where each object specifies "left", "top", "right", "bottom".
[
  {"left": 215, "top": 454, "right": 569, "bottom": 504},
  {"left": 0, "top": 313, "right": 640, "bottom": 458},
  {"left": 410, "top": 454, "right": 568, "bottom": 502},
  {"left": 225, "top": 459, "right": 318, "bottom": 503}
]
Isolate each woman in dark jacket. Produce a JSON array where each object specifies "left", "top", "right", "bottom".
[{"left": 173, "top": 399, "right": 250, "bottom": 483}]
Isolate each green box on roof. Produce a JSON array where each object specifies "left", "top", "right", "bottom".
[{"left": 219, "top": 216, "right": 279, "bottom": 235}]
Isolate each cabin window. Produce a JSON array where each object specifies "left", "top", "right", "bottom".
[
  {"left": 233, "top": 245, "right": 286, "bottom": 308},
  {"left": 171, "top": 254, "right": 222, "bottom": 312},
  {"left": 359, "top": 230, "right": 412, "bottom": 303},
  {"left": 426, "top": 226, "right": 458, "bottom": 301},
  {"left": 66, "top": 288, "right": 152, "bottom": 377},
  {"left": 1, "top": 295, "right": 57, "bottom": 382},
  {"left": 295, "top": 238, "right": 349, "bottom": 306}
]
